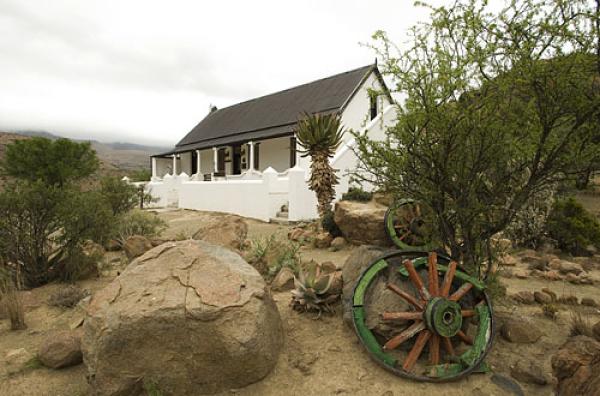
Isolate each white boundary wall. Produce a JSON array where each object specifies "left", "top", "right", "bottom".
[{"left": 145, "top": 105, "right": 396, "bottom": 222}]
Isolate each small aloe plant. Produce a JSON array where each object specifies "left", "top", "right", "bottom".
[{"left": 290, "top": 261, "right": 340, "bottom": 316}]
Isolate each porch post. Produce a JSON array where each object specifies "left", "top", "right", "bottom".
[
  {"left": 151, "top": 157, "right": 157, "bottom": 179},
  {"left": 195, "top": 149, "right": 201, "bottom": 176},
  {"left": 213, "top": 147, "right": 218, "bottom": 174},
  {"left": 172, "top": 154, "right": 177, "bottom": 175},
  {"left": 248, "top": 141, "right": 255, "bottom": 171}
]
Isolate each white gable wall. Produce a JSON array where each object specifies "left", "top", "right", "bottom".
[{"left": 340, "top": 71, "right": 392, "bottom": 142}]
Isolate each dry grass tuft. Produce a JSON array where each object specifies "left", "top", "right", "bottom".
[
  {"left": 569, "top": 312, "right": 594, "bottom": 337},
  {"left": 48, "top": 285, "right": 89, "bottom": 308}
]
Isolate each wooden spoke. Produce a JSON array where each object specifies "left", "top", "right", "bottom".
[
  {"left": 457, "top": 330, "right": 474, "bottom": 345},
  {"left": 428, "top": 252, "right": 439, "bottom": 296},
  {"left": 449, "top": 282, "right": 473, "bottom": 302},
  {"left": 429, "top": 334, "right": 440, "bottom": 365},
  {"left": 440, "top": 261, "right": 457, "bottom": 297},
  {"left": 404, "top": 260, "right": 431, "bottom": 301},
  {"left": 382, "top": 311, "right": 423, "bottom": 321},
  {"left": 461, "top": 309, "right": 476, "bottom": 318},
  {"left": 383, "top": 321, "right": 426, "bottom": 351},
  {"left": 387, "top": 283, "right": 424, "bottom": 311},
  {"left": 442, "top": 336, "right": 455, "bottom": 356},
  {"left": 402, "top": 330, "right": 432, "bottom": 372}
]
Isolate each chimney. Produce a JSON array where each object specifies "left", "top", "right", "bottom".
[{"left": 209, "top": 104, "right": 218, "bottom": 114}]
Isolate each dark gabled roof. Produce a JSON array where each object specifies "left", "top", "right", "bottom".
[{"left": 156, "top": 64, "right": 388, "bottom": 156}]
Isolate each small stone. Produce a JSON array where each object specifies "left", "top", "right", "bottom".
[
  {"left": 558, "top": 295, "right": 579, "bottom": 305},
  {"left": 501, "top": 318, "right": 543, "bottom": 343},
  {"left": 544, "top": 270, "right": 563, "bottom": 281},
  {"left": 512, "top": 291, "right": 535, "bottom": 304},
  {"left": 271, "top": 267, "right": 295, "bottom": 291},
  {"left": 313, "top": 233, "right": 333, "bottom": 249},
  {"left": 5, "top": 348, "right": 33, "bottom": 375},
  {"left": 581, "top": 298, "right": 597, "bottom": 307},
  {"left": 510, "top": 361, "right": 548, "bottom": 385},
  {"left": 534, "top": 291, "right": 552, "bottom": 305},
  {"left": 559, "top": 261, "right": 583, "bottom": 275},
  {"left": 541, "top": 288, "right": 557, "bottom": 302},
  {"left": 548, "top": 258, "right": 562, "bottom": 270},
  {"left": 330, "top": 237, "right": 347, "bottom": 250},
  {"left": 500, "top": 254, "right": 518, "bottom": 266},
  {"left": 288, "top": 228, "right": 305, "bottom": 242},
  {"left": 38, "top": 331, "right": 83, "bottom": 369},
  {"left": 513, "top": 269, "right": 530, "bottom": 279},
  {"left": 123, "top": 235, "right": 153, "bottom": 260},
  {"left": 530, "top": 269, "right": 544, "bottom": 277},
  {"left": 566, "top": 273, "right": 580, "bottom": 284}
]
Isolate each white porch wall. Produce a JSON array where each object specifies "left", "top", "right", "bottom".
[{"left": 257, "top": 136, "right": 290, "bottom": 172}]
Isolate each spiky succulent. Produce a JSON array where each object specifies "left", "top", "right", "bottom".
[
  {"left": 295, "top": 112, "right": 345, "bottom": 218},
  {"left": 290, "top": 261, "right": 340, "bottom": 316}
]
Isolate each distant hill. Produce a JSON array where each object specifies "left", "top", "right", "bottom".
[{"left": 16, "top": 130, "right": 171, "bottom": 171}]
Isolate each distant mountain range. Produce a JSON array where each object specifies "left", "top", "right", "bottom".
[{"left": 15, "top": 130, "right": 171, "bottom": 171}]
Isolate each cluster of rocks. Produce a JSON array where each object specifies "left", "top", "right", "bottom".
[
  {"left": 501, "top": 250, "right": 598, "bottom": 285},
  {"left": 510, "top": 288, "right": 597, "bottom": 307},
  {"left": 287, "top": 226, "right": 348, "bottom": 251}
]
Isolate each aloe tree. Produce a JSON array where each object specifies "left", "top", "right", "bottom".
[{"left": 295, "top": 112, "right": 345, "bottom": 219}]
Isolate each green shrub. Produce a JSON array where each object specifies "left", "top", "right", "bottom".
[
  {"left": 246, "top": 234, "right": 301, "bottom": 278},
  {"left": 100, "top": 176, "right": 139, "bottom": 216},
  {"left": 546, "top": 197, "right": 600, "bottom": 256},
  {"left": 115, "top": 209, "right": 167, "bottom": 242},
  {"left": 129, "top": 169, "right": 152, "bottom": 182},
  {"left": 341, "top": 187, "right": 372, "bottom": 202},
  {"left": 321, "top": 211, "right": 342, "bottom": 237}
]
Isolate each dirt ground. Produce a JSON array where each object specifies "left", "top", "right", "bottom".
[{"left": 2, "top": 209, "right": 600, "bottom": 396}]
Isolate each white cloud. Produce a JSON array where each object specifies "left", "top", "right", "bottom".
[{"left": 0, "top": 0, "right": 497, "bottom": 146}]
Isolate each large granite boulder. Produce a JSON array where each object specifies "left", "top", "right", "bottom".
[
  {"left": 192, "top": 214, "right": 248, "bottom": 251},
  {"left": 82, "top": 240, "right": 283, "bottom": 395},
  {"left": 334, "top": 201, "right": 391, "bottom": 246},
  {"left": 551, "top": 336, "right": 600, "bottom": 396}
]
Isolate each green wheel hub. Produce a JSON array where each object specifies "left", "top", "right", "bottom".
[{"left": 425, "top": 297, "right": 463, "bottom": 337}]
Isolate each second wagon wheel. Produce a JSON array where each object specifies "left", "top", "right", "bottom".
[
  {"left": 384, "top": 199, "right": 433, "bottom": 251},
  {"left": 352, "top": 251, "right": 494, "bottom": 382}
]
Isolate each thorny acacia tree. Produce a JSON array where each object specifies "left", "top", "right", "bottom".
[
  {"left": 354, "top": 0, "right": 600, "bottom": 275},
  {"left": 296, "top": 112, "right": 345, "bottom": 219}
]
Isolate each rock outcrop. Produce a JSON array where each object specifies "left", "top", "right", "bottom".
[
  {"left": 551, "top": 336, "right": 600, "bottom": 396},
  {"left": 82, "top": 240, "right": 283, "bottom": 395},
  {"left": 334, "top": 201, "right": 391, "bottom": 246}
]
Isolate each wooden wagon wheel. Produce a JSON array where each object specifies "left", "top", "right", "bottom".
[
  {"left": 384, "top": 199, "right": 434, "bottom": 251},
  {"left": 352, "top": 251, "right": 494, "bottom": 382}
]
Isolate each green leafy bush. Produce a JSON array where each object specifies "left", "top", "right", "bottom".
[
  {"left": 321, "top": 211, "right": 342, "bottom": 237},
  {"left": 546, "top": 197, "right": 600, "bottom": 256},
  {"left": 100, "top": 176, "right": 139, "bottom": 215},
  {"left": 0, "top": 183, "right": 113, "bottom": 287},
  {"left": 341, "top": 187, "right": 372, "bottom": 202},
  {"left": 115, "top": 209, "right": 167, "bottom": 242}
]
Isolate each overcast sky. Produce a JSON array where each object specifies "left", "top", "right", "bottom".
[{"left": 0, "top": 0, "right": 477, "bottom": 146}]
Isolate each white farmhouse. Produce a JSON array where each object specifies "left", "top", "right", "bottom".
[{"left": 147, "top": 64, "right": 396, "bottom": 222}]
